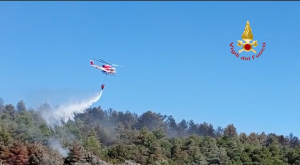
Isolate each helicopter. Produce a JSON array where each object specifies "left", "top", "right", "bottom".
[{"left": 90, "top": 58, "right": 123, "bottom": 76}]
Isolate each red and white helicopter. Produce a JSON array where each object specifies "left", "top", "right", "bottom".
[
  {"left": 90, "top": 59, "right": 123, "bottom": 90},
  {"left": 90, "top": 59, "right": 123, "bottom": 76}
]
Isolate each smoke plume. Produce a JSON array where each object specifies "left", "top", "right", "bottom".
[
  {"left": 48, "top": 137, "right": 70, "bottom": 157},
  {"left": 40, "top": 90, "right": 103, "bottom": 130}
]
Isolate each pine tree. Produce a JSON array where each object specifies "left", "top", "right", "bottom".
[
  {"left": 224, "top": 124, "right": 238, "bottom": 139},
  {"left": 84, "top": 128, "right": 102, "bottom": 156},
  {"left": 0, "top": 124, "right": 12, "bottom": 146},
  {"left": 27, "top": 142, "right": 46, "bottom": 165},
  {"left": 2, "top": 141, "right": 29, "bottom": 165},
  {"left": 148, "top": 140, "right": 163, "bottom": 164},
  {"left": 64, "top": 143, "right": 87, "bottom": 164},
  {"left": 0, "top": 97, "right": 4, "bottom": 112},
  {"left": 2, "top": 104, "right": 15, "bottom": 120},
  {"left": 17, "top": 100, "right": 26, "bottom": 112},
  {"left": 199, "top": 137, "right": 219, "bottom": 164}
]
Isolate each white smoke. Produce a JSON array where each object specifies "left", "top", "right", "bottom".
[
  {"left": 40, "top": 90, "right": 103, "bottom": 130},
  {"left": 48, "top": 138, "right": 70, "bottom": 157}
]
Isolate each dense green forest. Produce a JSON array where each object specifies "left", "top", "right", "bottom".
[{"left": 0, "top": 97, "right": 300, "bottom": 165}]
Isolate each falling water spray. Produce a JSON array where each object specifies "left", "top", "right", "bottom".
[{"left": 40, "top": 90, "right": 103, "bottom": 130}]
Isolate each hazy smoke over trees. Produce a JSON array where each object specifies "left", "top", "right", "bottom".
[{"left": 0, "top": 96, "right": 300, "bottom": 164}]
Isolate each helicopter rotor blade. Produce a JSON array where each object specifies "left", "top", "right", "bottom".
[
  {"left": 94, "top": 59, "right": 111, "bottom": 65},
  {"left": 112, "top": 64, "right": 125, "bottom": 67}
]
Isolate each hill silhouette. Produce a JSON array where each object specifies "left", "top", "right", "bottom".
[{"left": 0, "top": 97, "right": 299, "bottom": 164}]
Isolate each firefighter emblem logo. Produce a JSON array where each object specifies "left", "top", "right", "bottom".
[{"left": 230, "top": 20, "right": 266, "bottom": 61}]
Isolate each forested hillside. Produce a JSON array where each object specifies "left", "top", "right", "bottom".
[{"left": 0, "top": 98, "right": 300, "bottom": 165}]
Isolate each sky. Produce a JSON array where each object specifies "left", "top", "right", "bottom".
[{"left": 1, "top": 1, "right": 300, "bottom": 137}]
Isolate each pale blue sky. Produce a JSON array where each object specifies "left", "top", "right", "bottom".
[{"left": 1, "top": 2, "right": 300, "bottom": 136}]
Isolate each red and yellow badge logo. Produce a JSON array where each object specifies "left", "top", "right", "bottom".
[{"left": 230, "top": 21, "right": 266, "bottom": 60}]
